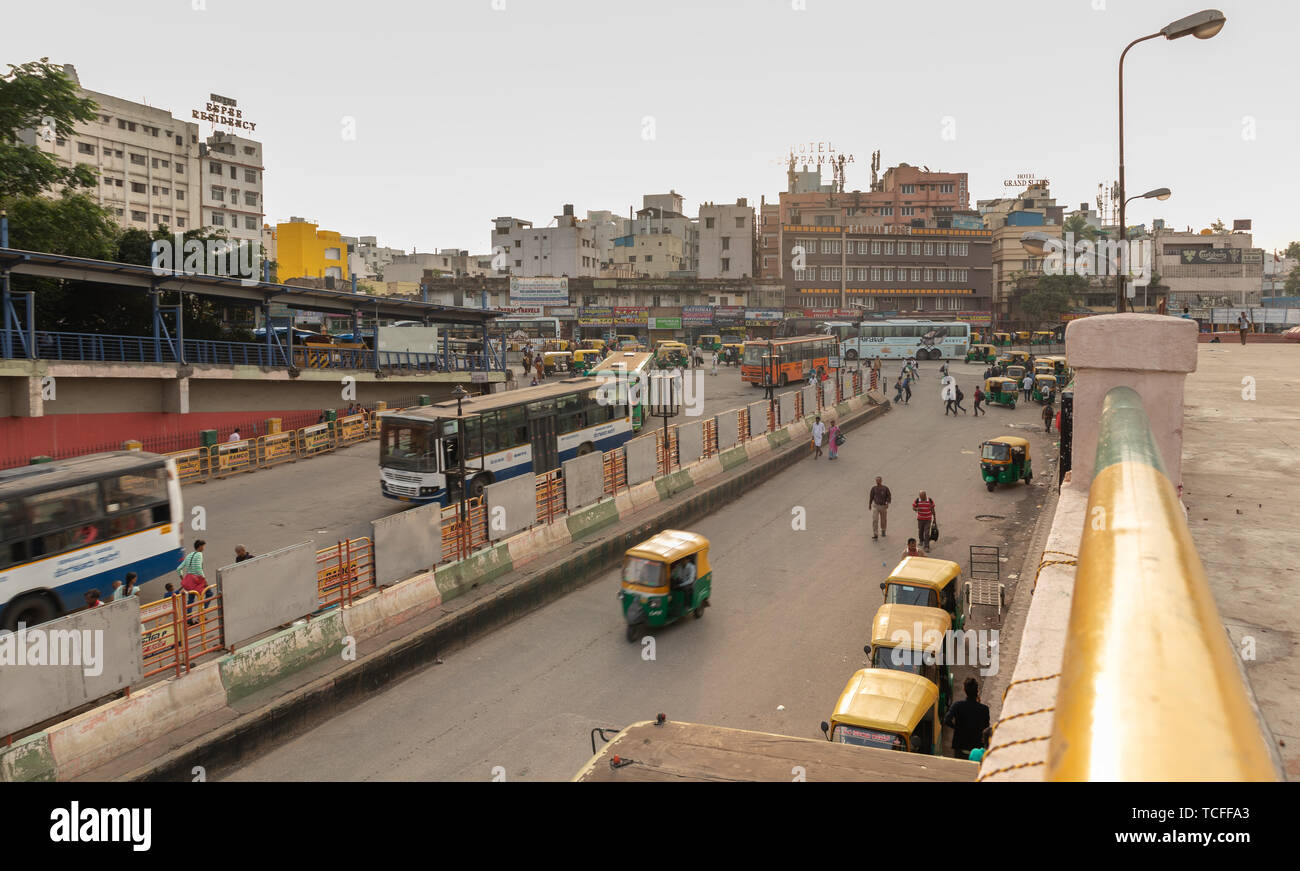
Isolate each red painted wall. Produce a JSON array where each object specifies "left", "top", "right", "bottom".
[{"left": 0, "top": 408, "right": 327, "bottom": 467}]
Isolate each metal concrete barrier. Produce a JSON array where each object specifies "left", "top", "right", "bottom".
[
  {"left": 316, "top": 538, "right": 376, "bottom": 611},
  {"left": 211, "top": 439, "right": 256, "bottom": 479},
  {"left": 1048, "top": 387, "right": 1282, "bottom": 781}
]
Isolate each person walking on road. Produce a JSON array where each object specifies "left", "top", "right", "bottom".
[
  {"left": 973, "top": 385, "right": 986, "bottom": 416},
  {"left": 711, "top": 351, "right": 718, "bottom": 376},
  {"left": 827, "top": 419, "right": 841, "bottom": 460},
  {"left": 912, "top": 491, "right": 936, "bottom": 553},
  {"left": 1042, "top": 401, "right": 1054, "bottom": 432},
  {"left": 811, "top": 415, "right": 826, "bottom": 460},
  {"left": 893, "top": 375, "right": 904, "bottom": 404},
  {"left": 1238, "top": 312, "right": 1251, "bottom": 345},
  {"left": 944, "top": 678, "right": 992, "bottom": 760},
  {"left": 869, "top": 476, "right": 891, "bottom": 541},
  {"left": 954, "top": 384, "right": 967, "bottom": 414},
  {"left": 902, "top": 374, "right": 912, "bottom": 405},
  {"left": 1021, "top": 373, "right": 1034, "bottom": 402},
  {"left": 902, "top": 537, "right": 925, "bottom": 559}
]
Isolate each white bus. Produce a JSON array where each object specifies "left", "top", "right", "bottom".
[
  {"left": 0, "top": 452, "right": 184, "bottom": 630},
  {"left": 841, "top": 320, "right": 972, "bottom": 361}
]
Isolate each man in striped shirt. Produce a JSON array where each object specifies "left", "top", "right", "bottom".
[{"left": 912, "top": 491, "right": 936, "bottom": 553}]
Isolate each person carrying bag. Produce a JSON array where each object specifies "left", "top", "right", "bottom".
[{"left": 177, "top": 539, "right": 207, "bottom": 594}]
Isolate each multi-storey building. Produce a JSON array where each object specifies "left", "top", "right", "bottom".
[
  {"left": 978, "top": 182, "right": 1064, "bottom": 230},
  {"left": 778, "top": 162, "right": 970, "bottom": 235},
  {"left": 1153, "top": 227, "right": 1264, "bottom": 308},
  {"left": 342, "top": 236, "right": 405, "bottom": 280},
  {"left": 269, "top": 218, "right": 349, "bottom": 282},
  {"left": 782, "top": 223, "right": 992, "bottom": 315},
  {"left": 610, "top": 232, "right": 686, "bottom": 277},
  {"left": 698, "top": 199, "right": 754, "bottom": 279},
  {"left": 758, "top": 200, "right": 781, "bottom": 280},
  {"left": 632, "top": 193, "right": 698, "bottom": 275},
  {"left": 18, "top": 65, "right": 202, "bottom": 232},
  {"left": 199, "top": 130, "right": 264, "bottom": 246},
  {"left": 490, "top": 206, "right": 601, "bottom": 277}
]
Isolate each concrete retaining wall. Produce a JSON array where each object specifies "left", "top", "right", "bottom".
[
  {"left": 626, "top": 436, "right": 657, "bottom": 485},
  {"left": 218, "top": 611, "right": 347, "bottom": 704},
  {"left": 716, "top": 409, "right": 739, "bottom": 449},
  {"left": 219, "top": 542, "right": 318, "bottom": 647},
  {"left": 778, "top": 391, "right": 795, "bottom": 426},
  {"left": 372, "top": 501, "right": 441, "bottom": 580},
  {"left": 484, "top": 474, "right": 536, "bottom": 542},
  {"left": 677, "top": 419, "right": 704, "bottom": 465},
  {"left": 563, "top": 451, "right": 605, "bottom": 513},
  {"left": 748, "top": 401, "right": 768, "bottom": 439}
]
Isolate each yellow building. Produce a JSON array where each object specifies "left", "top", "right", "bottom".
[
  {"left": 611, "top": 233, "right": 685, "bottom": 278},
  {"left": 271, "top": 218, "right": 350, "bottom": 282}
]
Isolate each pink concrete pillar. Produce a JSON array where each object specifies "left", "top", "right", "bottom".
[{"left": 1065, "top": 314, "right": 1197, "bottom": 489}]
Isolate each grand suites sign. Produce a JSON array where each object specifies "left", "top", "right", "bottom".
[
  {"left": 193, "top": 93, "right": 257, "bottom": 131},
  {"left": 1004, "top": 173, "right": 1048, "bottom": 188}
]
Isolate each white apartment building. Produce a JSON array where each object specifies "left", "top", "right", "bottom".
[
  {"left": 383, "top": 249, "right": 490, "bottom": 283},
  {"left": 634, "top": 192, "right": 698, "bottom": 273},
  {"left": 343, "top": 235, "right": 405, "bottom": 279},
  {"left": 490, "top": 206, "right": 601, "bottom": 277},
  {"left": 199, "top": 130, "right": 264, "bottom": 245},
  {"left": 698, "top": 198, "right": 754, "bottom": 279},
  {"left": 18, "top": 65, "right": 202, "bottom": 232}
]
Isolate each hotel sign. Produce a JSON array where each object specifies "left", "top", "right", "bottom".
[
  {"left": 193, "top": 93, "right": 257, "bottom": 132},
  {"left": 1003, "top": 173, "right": 1048, "bottom": 188}
]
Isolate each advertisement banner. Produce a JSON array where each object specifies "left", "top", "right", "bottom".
[
  {"left": 1179, "top": 248, "right": 1242, "bottom": 265},
  {"left": 745, "top": 308, "right": 784, "bottom": 326},
  {"left": 546, "top": 306, "right": 578, "bottom": 318},
  {"left": 956, "top": 311, "right": 993, "bottom": 326},
  {"left": 613, "top": 307, "right": 648, "bottom": 325},
  {"left": 682, "top": 305, "right": 714, "bottom": 325},
  {"left": 495, "top": 305, "right": 543, "bottom": 317},
  {"left": 649, "top": 317, "right": 682, "bottom": 330},
  {"left": 509, "top": 276, "right": 570, "bottom": 305},
  {"left": 578, "top": 306, "right": 613, "bottom": 326},
  {"left": 714, "top": 306, "right": 745, "bottom": 326}
]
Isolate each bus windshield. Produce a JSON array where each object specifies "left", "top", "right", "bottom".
[
  {"left": 742, "top": 345, "right": 765, "bottom": 365},
  {"left": 380, "top": 423, "right": 439, "bottom": 473}
]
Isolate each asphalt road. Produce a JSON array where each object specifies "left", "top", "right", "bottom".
[
  {"left": 224, "top": 358, "right": 1060, "bottom": 781},
  {"left": 141, "top": 364, "right": 805, "bottom": 601}
]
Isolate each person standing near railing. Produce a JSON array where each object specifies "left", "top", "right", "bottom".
[{"left": 177, "top": 540, "right": 207, "bottom": 625}]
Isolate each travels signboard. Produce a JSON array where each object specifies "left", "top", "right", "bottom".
[{"left": 509, "top": 277, "right": 570, "bottom": 305}]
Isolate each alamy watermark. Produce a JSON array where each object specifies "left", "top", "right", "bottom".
[
  {"left": 594, "top": 367, "right": 705, "bottom": 417},
  {"left": 0, "top": 624, "right": 104, "bottom": 676},
  {"left": 150, "top": 233, "right": 260, "bottom": 287},
  {"left": 882, "top": 621, "right": 1000, "bottom": 677},
  {"left": 1042, "top": 232, "right": 1153, "bottom": 286}
]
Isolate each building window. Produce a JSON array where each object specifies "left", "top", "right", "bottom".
[
  {"left": 762, "top": 255, "right": 773, "bottom": 269},
  {"left": 940, "top": 183, "right": 954, "bottom": 194},
  {"left": 244, "top": 169, "right": 257, "bottom": 183},
  {"left": 209, "top": 162, "right": 222, "bottom": 174},
  {"left": 210, "top": 187, "right": 224, "bottom": 201},
  {"left": 722, "top": 258, "right": 731, "bottom": 271},
  {"left": 824, "top": 267, "right": 841, "bottom": 281},
  {"left": 735, "top": 217, "right": 745, "bottom": 228},
  {"left": 883, "top": 268, "right": 895, "bottom": 282},
  {"left": 244, "top": 192, "right": 258, "bottom": 207},
  {"left": 176, "top": 189, "right": 185, "bottom": 200},
  {"left": 212, "top": 214, "right": 225, "bottom": 226},
  {"left": 151, "top": 185, "right": 170, "bottom": 196},
  {"left": 244, "top": 216, "right": 258, "bottom": 230},
  {"left": 243, "top": 146, "right": 255, "bottom": 155},
  {"left": 131, "top": 182, "right": 147, "bottom": 194},
  {"left": 721, "top": 237, "right": 730, "bottom": 251},
  {"left": 901, "top": 184, "right": 916, "bottom": 194},
  {"left": 911, "top": 268, "right": 921, "bottom": 281},
  {"left": 324, "top": 247, "right": 341, "bottom": 260},
  {"left": 884, "top": 242, "right": 895, "bottom": 256},
  {"left": 704, "top": 217, "right": 715, "bottom": 229},
  {"left": 935, "top": 268, "right": 946, "bottom": 282},
  {"left": 795, "top": 268, "right": 815, "bottom": 281},
  {"left": 901, "top": 207, "right": 915, "bottom": 216},
  {"left": 131, "top": 210, "right": 146, "bottom": 221},
  {"left": 175, "top": 163, "right": 184, "bottom": 174},
  {"left": 77, "top": 142, "right": 95, "bottom": 155},
  {"left": 870, "top": 267, "right": 881, "bottom": 281},
  {"left": 936, "top": 241, "right": 946, "bottom": 256},
  {"left": 129, "top": 153, "right": 146, "bottom": 166},
  {"left": 176, "top": 216, "right": 185, "bottom": 227},
  {"left": 948, "top": 298, "right": 961, "bottom": 310},
  {"left": 912, "top": 242, "right": 922, "bottom": 255},
  {"left": 923, "top": 242, "right": 934, "bottom": 256},
  {"left": 645, "top": 255, "right": 653, "bottom": 262},
  {"left": 151, "top": 157, "right": 170, "bottom": 168},
  {"left": 230, "top": 166, "right": 238, "bottom": 179},
  {"left": 923, "top": 268, "right": 933, "bottom": 282},
  {"left": 870, "top": 240, "right": 881, "bottom": 255}
]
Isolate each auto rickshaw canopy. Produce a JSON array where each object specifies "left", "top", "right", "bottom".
[
  {"left": 1035, "top": 373, "right": 1058, "bottom": 388},
  {"left": 887, "top": 556, "right": 962, "bottom": 593},
  {"left": 572, "top": 349, "right": 603, "bottom": 363},
  {"left": 1008, "top": 351, "right": 1031, "bottom": 364},
  {"left": 871, "top": 604, "right": 951, "bottom": 651},
  {"left": 831, "top": 668, "right": 939, "bottom": 735},
  {"left": 985, "top": 376, "right": 1017, "bottom": 393},
  {"left": 968, "top": 344, "right": 995, "bottom": 357},
  {"left": 981, "top": 435, "right": 1030, "bottom": 463},
  {"left": 625, "top": 529, "right": 710, "bottom": 568},
  {"left": 543, "top": 351, "right": 572, "bottom": 364}
]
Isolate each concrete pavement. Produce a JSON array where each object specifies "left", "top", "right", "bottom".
[
  {"left": 223, "top": 358, "right": 1059, "bottom": 781},
  {"left": 1181, "top": 344, "right": 1300, "bottom": 777}
]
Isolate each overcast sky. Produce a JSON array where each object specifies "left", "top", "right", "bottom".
[{"left": 6, "top": 0, "right": 1298, "bottom": 254}]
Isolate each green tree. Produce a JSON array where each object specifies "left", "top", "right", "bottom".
[
  {"left": 1210, "top": 219, "right": 1227, "bottom": 233},
  {"left": 1020, "top": 273, "right": 1085, "bottom": 326},
  {"left": 1285, "top": 264, "right": 1300, "bottom": 296},
  {"left": 1284, "top": 241, "right": 1300, "bottom": 260},
  {"left": 1062, "top": 213, "right": 1097, "bottom": 241},
  {"left": 0, "top": 59, "right": 100, "bottom": 200}
]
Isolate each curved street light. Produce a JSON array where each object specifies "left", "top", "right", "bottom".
[{"left": 1117, "top": 10, "right": 1225, "bottom": 312}]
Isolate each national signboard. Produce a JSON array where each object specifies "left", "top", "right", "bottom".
[
  {"left": 682, "top": 305, "right": 714, "bottom": 325},
  {"left": 509, "top": 277, "right": 570, "bottom": 305}
]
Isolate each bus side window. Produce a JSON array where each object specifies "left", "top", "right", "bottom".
[
  {"left": 498, "top": 406, "right": 526, "bottom": 450},
  {"left": 477, "top": 411, "right": 499, "bottom": 455}
]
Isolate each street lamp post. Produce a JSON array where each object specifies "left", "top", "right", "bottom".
[
  {"left": 1117, "top": 9, "right": 1225, "bottom": 312},
  {"left": 451, "top": 384, "right": 469, "bottom": 524},
  {"left": 649, "top": 369, "right": 682, "bottom": 475},
  {"left": 1121, "top": 188, "right": 1171, "bottom": 310}
]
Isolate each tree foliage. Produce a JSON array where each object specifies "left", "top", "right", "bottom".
[
  {"left": 1062, "top": 213, "right": 1096, "bottom": 241},
  {"left": 1020, "top": 273, "right": 1086, "bottom": 326},
  {"left": 0, "top": 59, "right": 100, "bottom": 200},
  {"left": 1284, "top": 241, "right": 1300, "bottom": 261},
  {"left": 1285, "top": 264, "right": 1300, "bottom": 296}
]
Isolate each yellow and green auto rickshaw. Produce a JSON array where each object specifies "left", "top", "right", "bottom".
[
  {"left": 970, "top": 331, "right": 982, "bottom": 344},
  {"left": 993, "top": 332, "right": 1013, "bottom": 347},
  {"left": 579, "top": 338, "right": 607, "bottom": 352},
  {"left": 880, "top": 556, "right": 965, "bottom": 631},
  {"left": 698, "top": 334, "right": 722, "bottom": 351},
  {"left": 984, "top": 377, "right": 1018, "bottom": 409},
  {"left": 1032, "top": 330, "right": 1054, "bottom": 345},
  {"left": 1007, "top": 350, "right": 1031, "bottom": 367},
  {"left": 1015, "top": 330, "right": 1031, "bottom": 343},
  {"left": 864, "top": 603, "right": 954, "bottom": 716},
  {"left": 571, "top": 348, "right": 603, "bottom": 375},
  {"left": 620, "top": 530, "right": 712, "bottom": 642},
  {"left": 543, "top": 351, "right": 572, "bottom": 375},
  {"left": 721, "top": 343, "right": 744, "bottom": 366},
  {"left": 980, "top": 435, "right": 1033, "bottom": 491},
  {"left": 655, "top": 341, "right": 690, "bottom": 367},
  {"left": 1040, "top": 355, "right": 1069, "bottom": 379},
  {"left": 965, "top": 343, "right": 997, "bottom": 364},
  {"left": 1032, "top": 373, "right": 1058, "bottom": 403},
  {"left": 1004, "top": 364, "right": 1027, "bottom": 383},
  {"left": 820, "top": 668, "right": 941, "bottom": 755}
]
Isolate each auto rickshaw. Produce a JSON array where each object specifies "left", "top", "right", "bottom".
[
  {"left": 620, "top": 530, "right": 711, "bottom": 642},
  {"left": 1040, "top": 355, "right": 1069, "bottom": 378},
  {"left": 1032, "top": 373, "right": 1057, "bottom": 404},
  {"left": 655, "top": 341, "right": 690, "bottom": 366},
  {"left": 864, "top": 603, "right": 954, "bottom": 716},
  {"left": 722, "top": 343, "right": 743, "bottom": 366},
  {"left": 970, "top": 330, "right": 982, "bottom": 344},
  {"left": 571, "top": 348, "right": 602, "bottom": 375},
  {"left": 543, "top": 339, "right": 572, "bottom": 353},
  {"left": 1032, "top": 330, "right": 1054, "bottom": 345},
  {"left": 1007, "top": 350, "right": 1031, "bottom": 367},
  {"left": 543, "top": 351, "right": 572, "bottom": 375},
  {"left": 616, "top": 334, "right": 637, "bottom": 347},
  {"left": 1004, "top": 364, "right": 1026, "bottom": 383},
  {"left": 965, "top": 343, "right": 997, "bottom": 364},
  {"left": 820, "top": 668, "right": 941, "bottom": 755},
  {"left": 1015, "top": 330, "right": 1031, "bottom": 343},
  {"left": 698, "top": 334, "right": 722, "bottom": 351},
  {"left": 980, "top": 435, "right": 1032, "bottom": 491},
  {"left": 579, "top": 338, "right": 607, "bottom": 352},
  {"left": 880, "top": 556, "right": 965, "bottom": 630},
  {"left": 993, "top": 331, "right": 1013, "bottom": 347},
  {"left": 984, "top": 377, "right": 1018, "bottom": 409}
]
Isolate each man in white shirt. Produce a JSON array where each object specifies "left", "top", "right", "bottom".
[
  {"left": 1021, "top": 374, "right": 1034, "bottom": 402},
  {"left": 811, "top": 415, "right": 826, "bottom": 460},
  {"left": 674, "top": 557, "right": 698, "bottom": 612},
  {"left": 228, "top": 429, "right": 241, "bottom": 443}
]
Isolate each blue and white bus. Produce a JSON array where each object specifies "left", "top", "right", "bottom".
[
  {"left": 0, "top": 452, "right": 184, "bottom": 630},
  {"left": 378, "top": 376, "right": 635, "bottom": 505},
  {"left": 840, "top": 319, "right": 972, "bottom": 361}
]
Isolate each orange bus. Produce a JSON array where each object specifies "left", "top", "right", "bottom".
[{"left": 741, "top": 336, "right": 836, "bottom": 387}]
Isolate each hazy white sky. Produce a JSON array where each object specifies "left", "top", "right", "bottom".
[{"left": 6, "top": 0, "right": 1298, "bottom": 254}]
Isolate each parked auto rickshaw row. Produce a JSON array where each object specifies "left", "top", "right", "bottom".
[
  {"left": 820, "top": 557, "right": 967, "bottom": 755},
  {"left": 991, "top": 331, "right": 1059, "bottom": 347}
]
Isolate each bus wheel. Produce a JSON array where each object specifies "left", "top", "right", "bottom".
[
  {"left": 576, "top": 442, "right": 596, "bottom": 456},
  {"left": 468, "top": 473, "right": 493, "bottom": 499},
  {"left": 2, "top": 594, "right": 57, "bottom": 632},
  {"left": 845, "top": 349, "right": 859, "bottom": 360}
]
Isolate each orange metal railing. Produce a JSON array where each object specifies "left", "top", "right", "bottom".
[
  {"left": 602, "top": 448, "right": 627, "bottom": 496},
  {"left": 316, "top": 537, "right": 377, "bottom": 610}
]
